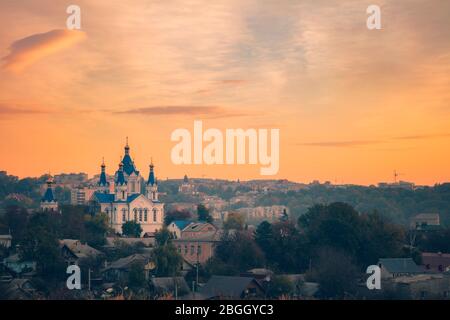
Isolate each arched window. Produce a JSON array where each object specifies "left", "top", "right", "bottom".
[
  {"left": 139, "top": 209, "right": 143, "bottom": 222},
  {"left": 144, "top": 209, "right": 148, "bottom": 222},
  {"left": 122, "top": 209, "right": 127, "bottom": 222},
  {"left": 153, "top": 209, "right": 157, "bottom": 222}
]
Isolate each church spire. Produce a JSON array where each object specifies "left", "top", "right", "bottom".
[
  {"left": 42, "top": 175, "right": 56, "bottom": 202},
  {"left": 147, "top": 158, "right": 156, "bottom": 186},
  {"left": 116, "top": 158, "right": 127, "bottom": 185},
  {"left": 98, "top": 157, "right": 109, "bottom": 186},
  {"left": 124, "top": 136, "right": 130, "bottom": 155}
]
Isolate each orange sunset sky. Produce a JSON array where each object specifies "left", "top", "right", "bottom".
[{"left": 0, "top": 0, "right": 449, "bottom": 185}]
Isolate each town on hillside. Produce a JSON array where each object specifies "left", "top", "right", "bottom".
[{"left": 1, "top": 142, "right": 450, "bottom": 300}]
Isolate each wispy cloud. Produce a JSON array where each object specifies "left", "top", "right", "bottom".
[
  {"left": 394, "top": 133, "right": 450, "bottom": 140},
  {"left": 2, "top": 29, "right": 86, "bottom": 72},
  {"left": 300, "top": 132, "right": 450, "bottom": 148},
  {"left": 299, "top": 140, "right": 384, "bottom": 148},
  {"left": 113, "top": 106, "right": 250, "bottom": 118},
  {"left": 0, "top": 103, "right": 50, "bottom": 118}
]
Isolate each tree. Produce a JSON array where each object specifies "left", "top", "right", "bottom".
[
  {"left": 299, "top": 202, "right": 405, "bottom": 268},
  {"left": 128, "top": 262, "right": 146, "bottom": 290},
  {"left": 122, "top": 220, "right": 143, "bottom": 238},
  {"left": 308, "top": 247, "right": 359, "bottom": 299},
  {"left": 223, "top": 212, "right": 245, "bottom": 230},
  {"left": 152, "top": 227, "right": 182, "bottom": 277},
  {"left": 153, "top": 243, "right": 183, "bottom": 277},
  {"left": 19, "top": 212, "right": 66, "bottom": 286},
  {"left": 155, "top": 227, "right": 172, "bottom": 246},
  {"left": 266, "top": 275, "right": 294, "bottom": 299},
  {"left": 254, "top": 221, "right": 274, "bottom": 255},
  {"left": 60, "top": 205, "right": 87, "bottom": 240},
  {"left": 164, "top": 209, "right": 191, "bottom": 225},
  {"left": 256, "top": 220, "right": 309, "bottom": 273},
  {"left": 197, "top": 204, "right": 213, "bottom": 223},
  {"left": 84, "top": 212, "right": 109, "bottom": 246},
  {"left": 3, "top": 205, "right": 28, "bottom": 245},
  {"left": 211, "top": 231, "right": 265, "bottom": 274}
]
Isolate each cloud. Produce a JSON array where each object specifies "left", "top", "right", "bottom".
[
  {"left": 113, "top": 106, "right": 250, "bottom": 118},
  {"left": 394, "top": 133, "right": 450, "bottom": 140},
  {"left": 2, "top": 29, "right": 86, "bottom": 72},
  {"left": 299, "top": 132, "right": 450, "bottom": 148},
  {"left": 299, "top": 140, "right": 384, "bottom": 148},
  {"left": 218, "top": 80, "right": 247, "bottom": 85},
  {"left": 0, "top": 103, "right": 49, "bottom": 117}
]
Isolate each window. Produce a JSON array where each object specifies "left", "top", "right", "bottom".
[
  {"left": 177, "top": 246, "right": 181, "bottom": 253},
  {"left": 139, "top": 209, "right": 143, "bottom": 222},
  {"left": 184, "top": 245, "right": 188, "bottom": 254},
  {"left": 122, "top": 209, "right": 126, "bottom": 222},
  {"left": 122, "top": 191, "right": 125, "bottom": 199},
  {"left": 133, "top": 209, "right": 137, "bottom": 221},
  {"left": 197, "top": 245, "right": 202, "bottom": 255},
  {"left": 190, "top": 245, "right": 195, "bottom": 255},
  {"left": 153, "top": 209, "right": 157, "bottom": 222},
  {"left": 144, "top": 209, "right": 148, "bottom": 222}
]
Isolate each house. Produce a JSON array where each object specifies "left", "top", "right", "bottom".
[
  {"left": 3, "top": 254, "right": 36, "bottom": 275},
  {"left": 422, "top": 252, "right": 450, "bottom": 273},
  {"left": 105, "top": 237, "right": 155, "bottom": 249},
  {"left": 0, "top": 234, "right": 12, "bottom": 249},
  {"left": 0, "top": 279, "right": 39, "bottom": 300},
  {"left": 200, "top": 276, "right": 265, "bottom": 299},
  {"left": 167, "top": 220, "right": 192, "bottom": 239},
  {"left": 149, "top": 277, "right": 190, "bottom": 298},
  {"left": 60, "top": 239, "right": 104, "bottom": 265},
  {"left": 387, "top": 273, "right": 450, "bottom": 299},
  {"left": 102, "top": 253, "right": 153, "bottom": 282},
  {"left": 378, "top": 258, "right": 422, "bottom": 279},
  {"left": 410, "top": 213, "right": 440, "bottom": 230},
  {"left": 240, "top": 268, "right": 273, "bottom": 281},
  {"left": 173, "top": 230, "right": 222, "bottom": 265},
  {"left": 181, "top": 222, "right": 217, "bottom": 238}
]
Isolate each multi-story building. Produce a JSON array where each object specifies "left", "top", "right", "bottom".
[{"left": 91, "top": 140, "right": 164, "bottom": 237}]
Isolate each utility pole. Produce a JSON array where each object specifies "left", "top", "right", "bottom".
[
  {"left": 88, "top": 268, "right": 92, "bottom": 292},
  {"left": 196, "top": 244, "right": 200, "bottom": 291},
  {"left": 175, "top": 281, "right": 178, "bottom": 300}
]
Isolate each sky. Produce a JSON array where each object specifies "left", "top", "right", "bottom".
[{"left": 0, "top": 0, "right": 449, "bottom": 185}]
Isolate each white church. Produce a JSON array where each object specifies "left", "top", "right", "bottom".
[{"left": 92, "top": 140, "right": 164, "bottom": 237}]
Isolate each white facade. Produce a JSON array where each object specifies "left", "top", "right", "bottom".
[{"left": 93, "top": 141, "right": 164, "bottom": 236}]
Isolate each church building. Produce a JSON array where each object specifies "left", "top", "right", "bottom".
[
  {"left": 92, "top": 140, "right": 164, "bottom": 237},
  {"left": 40, "top": 175, "right": 59, "bottom": 212}
]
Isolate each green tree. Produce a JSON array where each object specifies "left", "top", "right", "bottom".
[
  {"left": 164, "top": 209, "right": 191, "bottom": 225},
  {"left": 197, "top": 204, "right": 213, "bottom": 223},
  {"left": 153, "top": 243, "right": 182, "bottom": 277},
  {"left": 212, "top": 231, "right": 265, "bottom": 274},
  {"left": 84, "top": 212, "right": 109, "bottom": 246},
  {"left": 155, "top": 227, "right": 172, "bottom": 246},
  {"left": 128, "top": 262, "right": 146, "bottom": 290},
  {"left": 122, "top": 220, "right": 143, "bottom": 238},
  {"left": 152, "top": 227, "right": 182, "bottom": 277},
  {"left": 266, "top": 275, "right": 294, "bottom": 298},
  {"left": 308, "top": 247, "right": 359, "bottom": 299},
  {"left": 3, "top": 205, "right": 28, "bottom": 245},
  {"left": 254, "top": 221, "right": 274, "bottom": 255},
  {"left": 223, "top": 212, "right": 245, "bottom": 230},
  {"left": 19, "top": 212, "right": 66, "bottom": 286}
]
